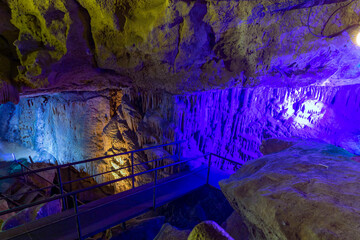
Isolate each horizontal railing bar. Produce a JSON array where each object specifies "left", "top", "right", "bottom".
[
  {"left": 210, "top": 153, "right": 243, "bottom": 166},
  {"left": 0, "top": 193, "right": 21, "bottom": 207},
  {"left": 0, "top": 140, "right": 186, "bottom": 181},
  {"left": 0, "top": 184, "right": 54, "bottom": 201},
  {"left": 0, "top": 155, "right": 176, "bottom": 202},
  {"left": 75, "top": 166, "right": 208, "bottom": 218},
  {"left": 61, "top": 155, "right": 175, "bottom": 186},
  {"left": 154, "top": 166, "right": 208, "bottom": 189},
  {"left": 6, "top": 167, "right": 207, "bottom": 239},
  {"left": 0, "top": 153, "right": 200, "bottom": 217}
]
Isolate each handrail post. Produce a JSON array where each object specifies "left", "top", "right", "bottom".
[
  {"left": 176, "top": 142, "right": 181, "bottom": 173},
  {"left": 177, "top": 142, "right": 181, "bottom": 161},
  {"left": 131, "top": 153, "right": 135, "bottom": 189},
  {"left": 206, "top": 154, "right": 212, "bottom": 185},
  {"left": 13, "top": 154, "right": 27, "bottom": 183},
  {"left": 57, "top": 168, "right": 66, "bottom": 210},
  {"left": 153, "top": 169, "right": 157, "bottom": 210},
  {"left": 73, "top": 194, "right": 83, "bottom": 240}
]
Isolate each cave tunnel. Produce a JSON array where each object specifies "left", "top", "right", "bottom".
[{"left": 0, "top": 0, "right": 360, "bottom": 239}]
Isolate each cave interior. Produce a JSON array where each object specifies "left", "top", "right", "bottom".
[{"left": 0, "top": 0, "right": 360, "bottom": 240}]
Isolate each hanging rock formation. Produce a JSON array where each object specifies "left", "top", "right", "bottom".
[
  {"left": 0, "top": 89, "right": 178, "bottom": 192},
  {"left": 1, "top": 83, "right": 360, "bottom": 173},
  {"left": 175, "top": 84, "right": 360, "bottom": 162},
  {"left": 220, "top": 139, "right": 360, "bottom": 240},
  {"left": 0, "top": 0, "right": 360, "bottom": 103}
]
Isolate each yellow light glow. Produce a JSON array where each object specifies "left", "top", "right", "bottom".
[
  {"left": 357, "top": 32, "right": 360, "bottom": 46},
  {"left": 111, "top": 156, "right": 128, "bottom": 179}
]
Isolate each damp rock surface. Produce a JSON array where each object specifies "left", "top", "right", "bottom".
[
  {"left": 221, "top": 211, "right": 249, "bottom": 240},
  {"left": 1, "top": 0, "right": 360, "bottom": 102},
  {"left": 220, "top": 139, "right": 360, "bottom": 240}
]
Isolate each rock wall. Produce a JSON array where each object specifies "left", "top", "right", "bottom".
[
  {"left": 0, "top": 89, "right": 174, "bottom": 192},
  {"left": 1, "top": 0, "right": 360, "bottom": 103},
  {"left": 0, "top": 84, "right": 359, "bottom": 186},
  {"left": 174, "top": 84, "right": 360, "bottom": 163},
  {"left": 219, "top": 139, "right": 360, "bottom": 240}
]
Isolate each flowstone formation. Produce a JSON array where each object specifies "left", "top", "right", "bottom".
[
  {"left": 0, "top": 89, "right": 176, "bottom": 192},
  {"left": 0, "top": 0, "right": 360, "bottom": 103},
  {"left": 220, "top": 138, "right": 360, "bottom": 240}
]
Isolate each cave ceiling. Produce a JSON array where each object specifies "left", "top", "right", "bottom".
[{"left": 0, "top": 0, "right": 360, "bottom": 103}]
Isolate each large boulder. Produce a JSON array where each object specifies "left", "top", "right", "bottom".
[{"left": 220, "top": 139, "right": 360, "bottom": 240}]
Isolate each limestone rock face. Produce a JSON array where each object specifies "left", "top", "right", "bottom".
[
  {"left": 0, "top": 89, "right": 176, "bottom": 192},
  {"left": 1, "top": 0, "right": 360, "bottom": 103},
  {"left": 221, "top": 211, "right": 249, "bottom": 240},
  {"left": 259, "top": 138, "right": 297, "bottom": 155},
  {"left": 175, "top": 84, "right": 360, "bottom": 163},
  {"left": 220, "top": 139, "right": 360, "bottom": 240}
]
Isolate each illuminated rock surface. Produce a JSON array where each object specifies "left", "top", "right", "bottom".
[
  {"left": 220, "top": 139, "right": 360, "bottom": 240},
  {"left": 1, "top": 83, "right": 360, "bottom": 171},
  {"left": 0, "top": 0, "right": 360, "bottom": 102},
  {"left": 175, "top": 84, "right": 360, "bottom": 162}
]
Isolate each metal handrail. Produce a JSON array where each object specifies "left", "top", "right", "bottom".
[
  {"left": 0, "top": 141, "right": 185, "bottom": 216},
  {"left": 0, "top": 140, "right": 186, "bottom": 182},
  {"left": 60, "top": 155, "right": 176, "bottom": 187},
  {"left": 0, "top": 154, "right": 200, "bottom": 217},
  {"left": 210, "top": 153, "right": 244, "bottom": 166},
  {"left": 3, "top": 163, "right": 209, "bottom": 240},
  {"left": 0, "top": 140, "right": 183, "bottom": 209},
  {"left": 206, "top": 153, "right": 243, "bottom": 185},
  {"left": 0, "top": 137, "right": 246, "bottom": 239},
  {"left": 0, "top": 155, "right": 176, "bottom": 202},
  {"left": 0, "top": 149, "right": 242, "bottom": 240},
  {"left": 15, "top": 158, "right": 85, "bottom": 206}
]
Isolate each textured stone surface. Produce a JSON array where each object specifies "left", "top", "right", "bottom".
[
  {"left": 2, "top": 83, "right": 360, "bottom": 173},
  {"left": 154, "top": 223, "right": 190, "bottom": 240},
  {"left": 0, "top": 0, "right": 360, "bottom": 102},
  {"left": 259, "top": 138, "right": 297, "bottom": 155},
  {"left": 1, "top": 199, "right": 61, "bottom": 231},
  {"left": 221, "top": 211, "right": 249, "bottom": 240},
  {"left": 0, "top": 89, "right": 174, "bottom": 192},
  {"left": 188, "top": 221, "right": 234, "bottom": 240},
  {"left": 174, "top": 84, "right": 360, "bottom": 163},
  {"left": 0, "top": 200, "right": 15, "bottom": 223},
  {"left": 220, "top": 139, "right": 360, "bottom": 240}
]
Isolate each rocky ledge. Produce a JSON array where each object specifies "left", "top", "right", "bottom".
[{"left": 220, "top": 138, "right": 360, "bottom": 240}]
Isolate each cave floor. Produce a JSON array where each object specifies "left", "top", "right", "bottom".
[{"left": 0, "top": 166, "right": 231, "bottom": 240}]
